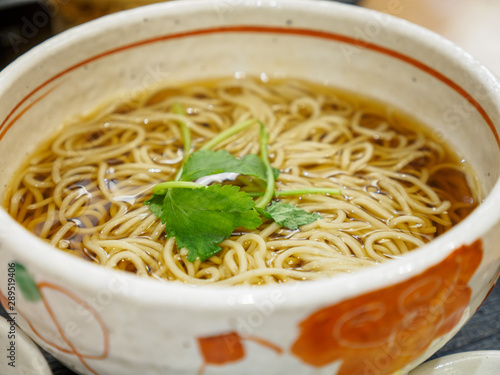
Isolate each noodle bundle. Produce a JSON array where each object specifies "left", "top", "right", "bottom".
[{"left": 4, "top": 77, "right": 479, "bottom": 285}]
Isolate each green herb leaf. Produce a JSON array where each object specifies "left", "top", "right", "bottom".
[
  {"left": 260, "top": 201, "right": 321, "bottom": 230},
  {"left": 145, "top": 120, "right": 338, "bottom": 263},
  {"left": 145, "top": 193, "right": 165, "bottom": 218},
  {"left": 179, "top": 149, "right": 273, "bottom": 182},
  {"left": 157, "top": 184, "right": 261, "bottom": 261},
  {"left": 14, "top": 263, "right": 41, "bottom": 302}
]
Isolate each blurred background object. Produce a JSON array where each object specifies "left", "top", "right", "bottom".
[
  {"left": 0, "top": 0, "right": 52, "bottom": 69},
  {"left": 49, "top": 0, "right": 359, "bottom": 31},
  {"left": 361, "top": 0, "right": 500, "bottom": 77},
  {"left": 47, "top": 0, "right": 168, "bottom": 31},
  {"left": 0, "top": 0, "right": 360, "bottom": 69}
]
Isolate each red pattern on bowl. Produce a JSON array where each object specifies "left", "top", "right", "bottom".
[{"left": 291, "top": 240, "right": 483, "bottom": 374}]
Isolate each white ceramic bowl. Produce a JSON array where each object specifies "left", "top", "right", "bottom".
[
  {"left": 1, "top": 1, "right": 500, "bottom": 374},
  {"left": 410, "top": 351, "right": 500, "bottom": 375},
  {"left": 0, "top": 316, "right": 52, "bottom": 375}
]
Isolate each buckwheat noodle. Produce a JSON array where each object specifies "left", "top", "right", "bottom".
[{"left": 4, "top": 77, "right": 479, "bottom": 285}]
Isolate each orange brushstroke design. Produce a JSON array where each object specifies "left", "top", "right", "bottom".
[
  {"left": 0, "top": 84, "right": 60, "bottom": 141},
  {"left": 291, "top": 240, "right": 483, "bottom": 375},
  {"left": 198, "top": 332, "right": 245, "bottom": 365},
  {"left": 0, "top": 278, "right": 109, "bottom": 375},
  {"left": 36, "top": 282, "right": 109, "bottom": 375},
  {"left": 197, "top": 331, "right": 282, "bottom": 374},
  {"left": 245, "top": 335, "right": 283, "bottom": 355},
  {"left": 0, "top": 291, "right": 9, "bottom": 312}
]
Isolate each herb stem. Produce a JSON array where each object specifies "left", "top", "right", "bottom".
[
  {"left": 256, "top": 123, "right": 275, "bottom": 209},
  {"left": 173, "top": 102, "right": 192, "bottom": 181},
  {"left": 247, "top": 187, "right": 342, "bottom": 198},
  {"left": 277, "top": 188, "right": 342, "bottom": 196},
  {"left": 173, "top": 103, "right": 192, "bottom": 162},
  {"left": 200, "top": 119, "right": 256, "bottom": 151},
  {"left": 153, "top": 181, "right": 204, "bottom": 194}
]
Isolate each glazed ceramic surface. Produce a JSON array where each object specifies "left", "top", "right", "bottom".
[
  {"left": 409, "top": 351, "right": 500, "bottom": 375},
  {"left": 1, "top": 1, "right": 500, "bottom": 374},
  {"left": 0, "top": 316, "right": 52, "bottom": 375}
]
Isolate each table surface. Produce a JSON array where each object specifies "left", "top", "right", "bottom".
[{"left": 1, "top": 0, "right": 499, "bottom": 373}]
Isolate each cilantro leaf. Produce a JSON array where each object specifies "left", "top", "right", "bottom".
[
  {"left": 145, "top": 193, "right": 165, "bottom": 218},
  {"left": 179, "top": 149, "right": 277, "bottom": 182},
  {"left": 260, "top": 201, "right": 321, "bottom": 230},
  {"left": 158, "top": 184, "right": 261, "bottom": 262},
  {"left": 145, "top": 121, "right": 337, "bottom": 264}
]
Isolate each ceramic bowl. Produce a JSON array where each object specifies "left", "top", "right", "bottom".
[
  {"left": 1, "top": 1, "right": 500, "bottom": 374},
  {"left": 409, "top": 351, "right": 500, "bottom": 375},
  {"left": 0, "top": 316, "right": 52, "bottom": 375}
]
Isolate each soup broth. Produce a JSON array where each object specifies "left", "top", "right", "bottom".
[{"left": 3, "top": 77, "right": 479, "bottom": 285}]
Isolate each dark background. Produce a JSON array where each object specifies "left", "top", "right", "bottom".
[{"left": 1, "top": 0, "right": 499, "bottom": 374}]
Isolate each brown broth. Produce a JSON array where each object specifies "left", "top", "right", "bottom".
[{"left": 2, "top": 77, "right": 480, "bottom": 281}]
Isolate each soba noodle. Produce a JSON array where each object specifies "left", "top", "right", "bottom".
[{"left": 3, "top": 77, "right": 479, "bottom": 285}]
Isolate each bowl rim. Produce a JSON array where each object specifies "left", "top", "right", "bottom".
[{"left": 1, "top": 0, "right": 500, "bottom": 309}]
